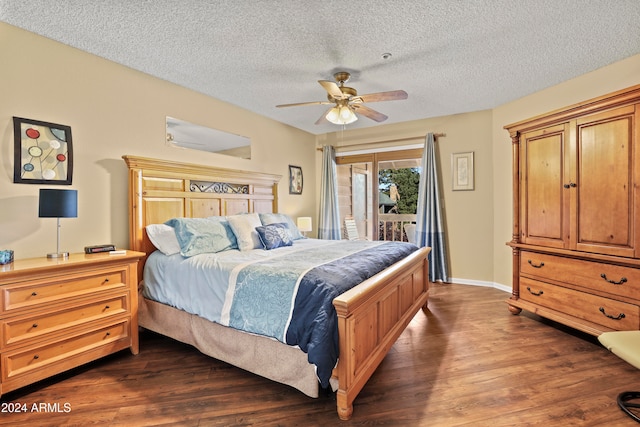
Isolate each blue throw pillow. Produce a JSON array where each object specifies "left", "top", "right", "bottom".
[
  {"left": 255, "top": 223, "right": 293, "bottom": 250},
  {"left": 165, "top": 217, "right": 238, "bottom": 257},
  {"left": 259, "top": 213, "right": 303, "bottom": 240}
]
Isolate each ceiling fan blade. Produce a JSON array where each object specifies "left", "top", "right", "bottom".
[
  {"left": 276, "top": 101, "right": 332, "bottom": 108},
  {"left": 318, "top": 80, "right": 346, "bottom": 99},
  {"left": 354, "top": 90, "right": 408, "bottom": 103},
  {"left": 315, "top": 108, "right": 332, "bottom": 125},
  {"left": 353, "top": 105, "right": 388, "bottom": 122}
]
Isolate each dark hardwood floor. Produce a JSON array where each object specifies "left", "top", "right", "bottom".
[{"left": 2, "top": 283, "right": 640, "bottom": 426}]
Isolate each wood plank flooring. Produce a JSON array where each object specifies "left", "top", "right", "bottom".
[{"left": 2, "top": 283, "right": 640, "bottom": 426}]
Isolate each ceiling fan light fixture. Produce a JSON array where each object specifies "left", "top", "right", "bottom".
[{"left": 326, "top": 105, "right": 357, "bottom": 125}]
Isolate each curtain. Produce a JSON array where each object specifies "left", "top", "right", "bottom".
[
  {"left": 415, "top": 133, "right": 449, "bottom": 282},
  {"left": 318, "top": 145, "right": 342, "bottom": 240}
]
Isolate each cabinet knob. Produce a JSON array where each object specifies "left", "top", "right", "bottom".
[
  {"left": 105, "top": 305, "right": 110, "bottom": 309},
  {"left": 32, "top": 323, "right": 38, "bottom": 328},
  {"left": 33, "top": 355, "right": 39, "bottom": 360},
  {"left": 31, "top": 292, "right": 37, "bottom": 297}
]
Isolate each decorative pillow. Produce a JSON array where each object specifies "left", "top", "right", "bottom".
[
  {"left": 226, "top": 213, "right": 263, "bottom": 251},
  {"left": 259, "top": 213, "right": 303, "bottom": 240},
  {"left": 145, "top": 223, "right": 181, "bottom": 256},
  {"left": 164, "top": 217, "right": 238, "bottom": 257},
  {"left": 255, "top": 223, "right": 293, "bottom": 250}
]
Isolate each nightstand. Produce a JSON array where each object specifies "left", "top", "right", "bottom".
[{"left": 0, "top": 251, "right": 144, "bottom": 397}]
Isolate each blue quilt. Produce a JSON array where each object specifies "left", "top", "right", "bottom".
[{"left": 222, "top": 240, "right": 418, "bottom": 388}]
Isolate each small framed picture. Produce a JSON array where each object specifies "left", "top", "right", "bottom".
[
  {"left": 452, "top": 152, "right": 474, "bottom": 191},
  {"left": 289, "top": 165, "right": 303, "bottom": 195},
  {"left": 13, "top": 117, "right": 73, "bottom": 185}
]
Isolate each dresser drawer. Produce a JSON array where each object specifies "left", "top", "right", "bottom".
[
  {"left": 1, "top": 294, "right": 129, "bottom": 348},
  {"left": 2, "top": 319, "right": 130, "bottom": 381},
  {"left": 1, "top": 268, "right": 128, "bottom": 314},
  {"left": 520, "top": 277, "right": 639, "bottom": 330},
  {"left": 520, "top": 251, "right": 640, "bottom": 300}
]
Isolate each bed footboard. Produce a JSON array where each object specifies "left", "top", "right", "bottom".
[{"left": 332, "top": 246, "right": 430, "bottom": 420}]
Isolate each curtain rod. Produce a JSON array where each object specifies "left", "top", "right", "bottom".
[{"left": 316, "top": 133, "right": 445, "bottom": 151}]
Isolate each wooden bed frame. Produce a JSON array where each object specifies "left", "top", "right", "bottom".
[{"left": 123, "top": 155, "right": 430, "bottom": 420}]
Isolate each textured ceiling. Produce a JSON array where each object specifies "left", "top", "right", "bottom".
[{"left": 2, "top": 0, "right": 640, "bottom": 135}]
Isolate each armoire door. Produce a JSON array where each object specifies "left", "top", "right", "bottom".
[
  {"left": 573, "top": 104, "right": 640, "bottom": 257},
  {"left": 520, "top": 123, "right": 571, "bottom": 248}
]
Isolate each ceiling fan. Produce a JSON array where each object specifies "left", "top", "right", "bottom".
[{"left": 276, "top": 71, "right": 408, "bottom": 125}]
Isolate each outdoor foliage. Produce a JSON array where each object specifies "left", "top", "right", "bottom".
[{"left": 379, "top": 168, "right": 421, "bottom": 214}]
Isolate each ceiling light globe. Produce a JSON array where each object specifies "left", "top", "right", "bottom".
[
  {"left": 341, "top": 107, "right": 358, "bottom": 124},
  {"left": 326, "top": 107, "right": 341, "bottom": 123}
]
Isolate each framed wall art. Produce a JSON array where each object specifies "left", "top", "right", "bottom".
[
  {"left": 289, "top": 165, "right": 303, "bottom": 194},
  {"left": 13, "top": 116, "right": 73, "bottom": 185},
  {"left": 452, "top": 151, "right": 474, "bottom": 191}
]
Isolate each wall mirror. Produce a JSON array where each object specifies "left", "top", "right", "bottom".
[{"left": 166, "top": 116, "right": 251, "bottom": 159}]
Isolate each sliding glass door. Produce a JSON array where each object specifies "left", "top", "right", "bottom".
[
  {"left": 336, "top": 155, "right": 373, "bottom": 240},
  {"left": 336, "top": 148, "right": 422, "bottom": 241}
]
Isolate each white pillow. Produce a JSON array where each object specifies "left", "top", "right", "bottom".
[
  {"left": 145, "top": 223, "right": 181, "bottom": 256},
  {"left": 226, "top": 213, "right": 263, "bottom": 251}
]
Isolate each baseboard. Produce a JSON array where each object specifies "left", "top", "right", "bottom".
[{"left": 447, "top": 277, "right": 511, "bottom": 294}]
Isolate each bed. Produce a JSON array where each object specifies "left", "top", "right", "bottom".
[{"left": 123, "top": 155, "right": 430, "bottom": 420}]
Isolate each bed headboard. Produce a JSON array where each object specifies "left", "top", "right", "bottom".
[{"left": 123, "top": 155, "right": 281, "bottom": 275}]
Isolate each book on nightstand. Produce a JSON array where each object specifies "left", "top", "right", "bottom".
[{"left": 84, "top": 244, "right": 116, "bottom": 254}]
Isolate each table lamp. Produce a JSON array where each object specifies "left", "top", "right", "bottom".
[
  {"left": 297, "top": 216, "right": 312, "bottom": 237},
  {"left": 39, "top": 189, "right": 78, "bottom": 258}
]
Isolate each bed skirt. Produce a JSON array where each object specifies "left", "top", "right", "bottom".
[{"left": 138, "top": 291, "right": 328, "bottom": 398}]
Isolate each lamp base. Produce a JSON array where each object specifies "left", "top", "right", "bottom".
[{"left": 47, "top": 252, "right": 69, "bottom": 259}]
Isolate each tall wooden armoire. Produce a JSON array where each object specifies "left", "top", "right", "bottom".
[{"left": 506, "top": 84, "right": 640, "bottom": 335}]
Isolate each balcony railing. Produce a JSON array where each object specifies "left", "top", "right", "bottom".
[{"left": 378, "top": 214, "right": 416, "bottom": 242}]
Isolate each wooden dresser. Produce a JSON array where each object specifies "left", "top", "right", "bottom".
[
  {"left": 0, "top": 251, "right": 143, "bottom": 396},
  {"left": 506, "top": 84, "right": 640, "bottom": 335}
]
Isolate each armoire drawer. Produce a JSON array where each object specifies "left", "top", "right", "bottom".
[
  {"left": 1, "top": 294, "right": 129, "bottom": 348},
  {"left": 2, "top": 319, "right": 130, "bottom": 381},
  {"left": 520, "top": 251, "right": 640, "bottom": 301},
  {"left": 519, "top": 277, "right": 639, "bottom": 330},
  {"left": 1, "top": 268, "right": 128, "bottom": 314}
]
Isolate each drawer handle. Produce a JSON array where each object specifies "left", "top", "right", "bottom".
[
  {"left": 526, "top": 286, "right": 544, "bottom": 296},
  {"left": 527, "top": 260, "right": 544, "bottom": 268},
  {"left": 31, "top": 292, "right": 37, "bottom": 297},
  {"left": 105, "top": 305, "right": 110, "bottom": 309},
  {"left": 601, "top": 273, "right": 627, "bottom": 285},
  {"left": 32, "top": 323, "right": 38, "bottom": 328},
  {"left": 103, "top": 278, "right": 110, "bottom": 283},
  {"left": 106, "top": 332, "right": 111, "bottom": 336},
  {"left": 599, "top": 307, "right": 626, "bottom": 320},
  {"left": 33, "top": 355, "right": 39, "bottom": 360}
]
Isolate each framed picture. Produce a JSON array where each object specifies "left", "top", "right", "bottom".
[
  {"left": 13, "top": 117, "right": 73, "bottom": 185},
  {"left": 289, "top": 165, "right": 303, "bottom": 194},
  {"left": 452, "top": 151, "right": 474, "bottom": 191}
]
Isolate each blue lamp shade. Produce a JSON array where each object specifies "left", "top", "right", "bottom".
[{"left": 39, "top": 189, "right": 78, "bottom": 218}]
